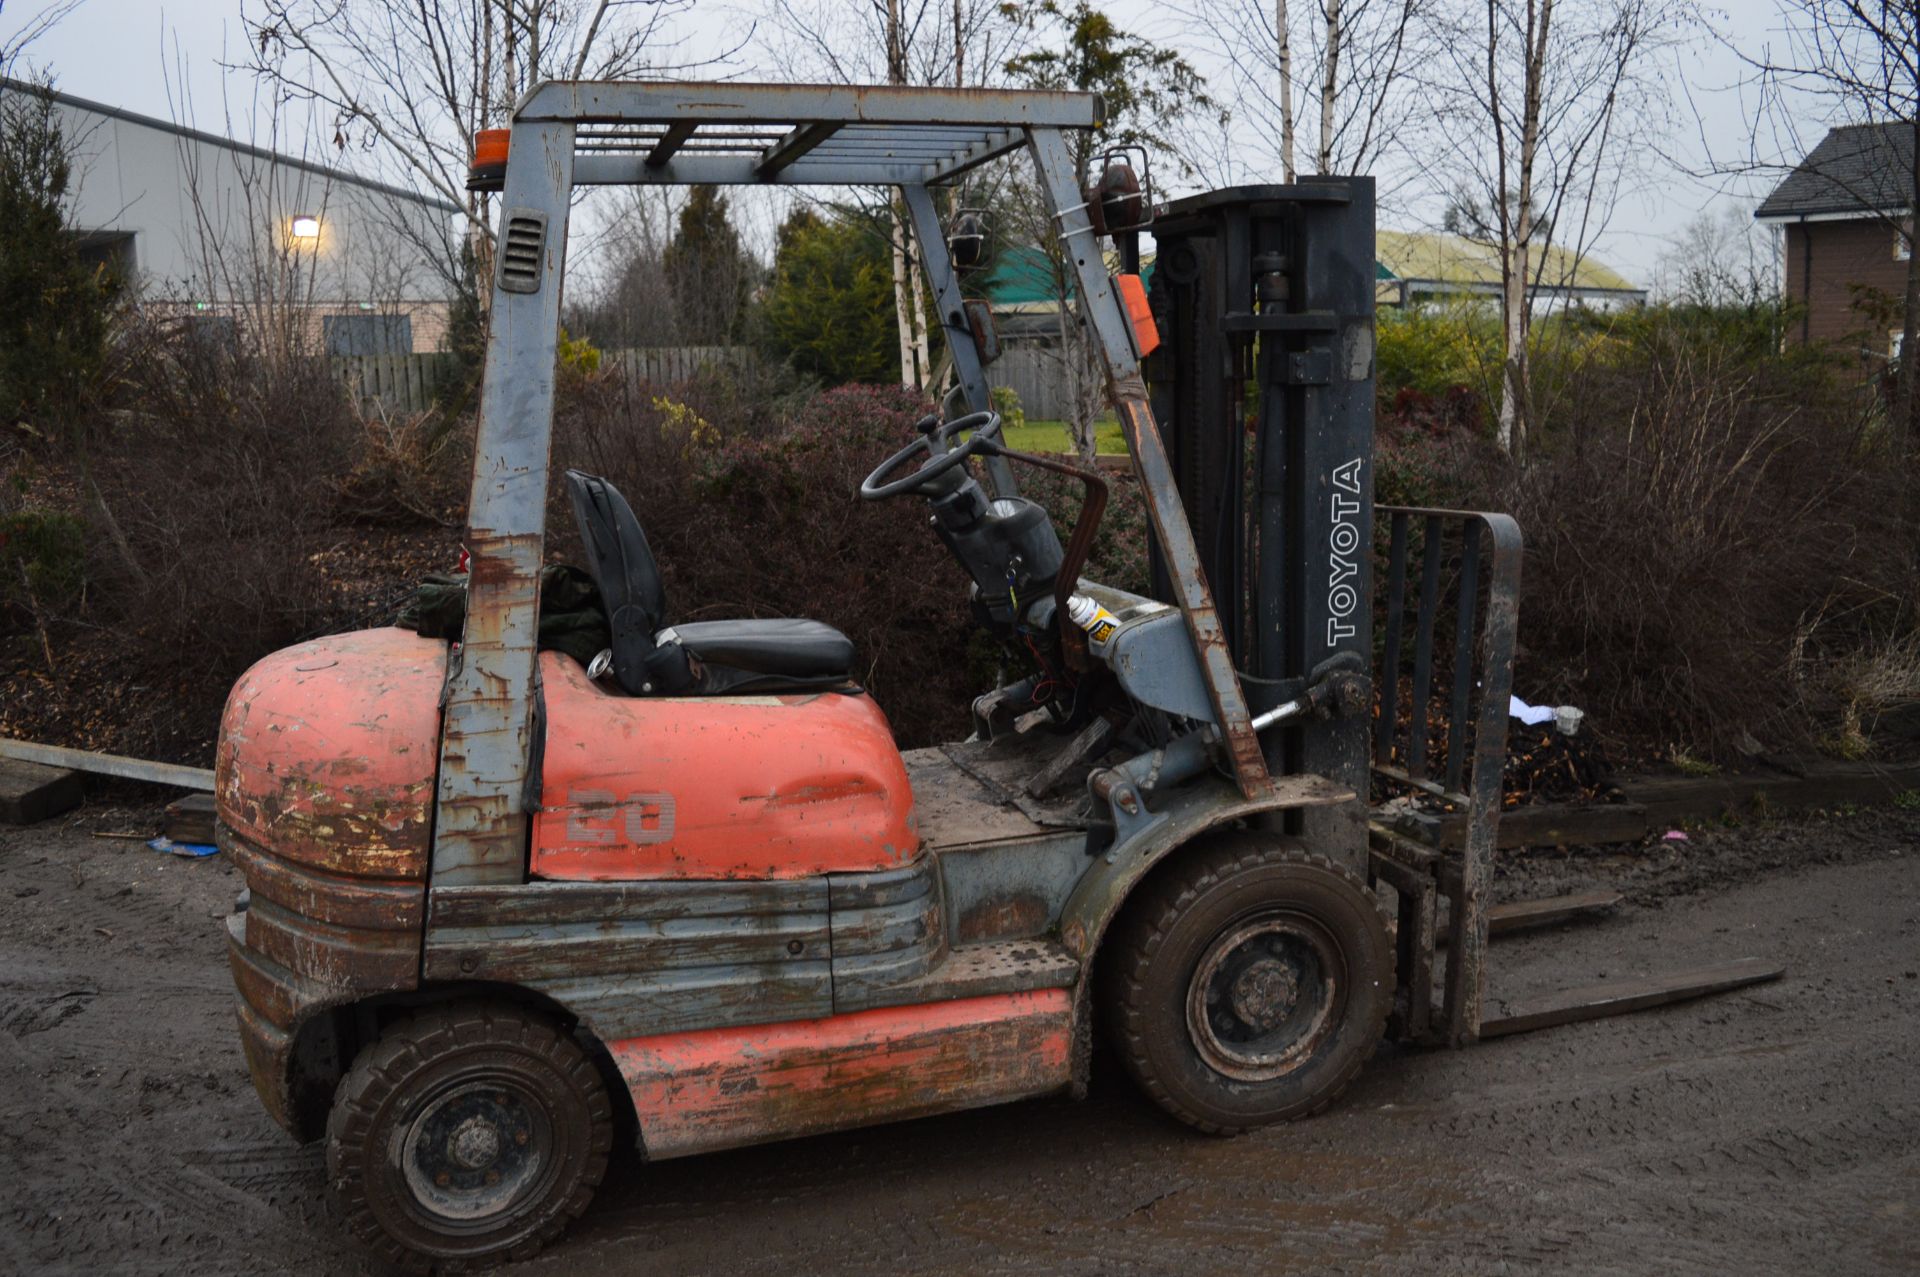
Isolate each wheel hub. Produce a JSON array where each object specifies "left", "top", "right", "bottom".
[
  {"left": 1186, "top": 914, "right": 1344, "bottom": 1082},
  {"left": 448, "top": 1116, "right": 502, "bottom": 1170},
  {"left": 400, "top": 1081, "right": 549, "bottom": 1223},
  {"left": 1229, "top": 957, "right": 1299, "bottom": 1031}
]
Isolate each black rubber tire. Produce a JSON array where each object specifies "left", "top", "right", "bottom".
[
  {"left": 1103, "top": 835, "right": 1393, "bottom": 1134},
  {"left": 325, "top": 1002, "right": 614, "bottom": 1273}
]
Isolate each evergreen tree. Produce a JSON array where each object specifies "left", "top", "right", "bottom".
[
  {"left": 0, "top": 80, "right": 119, "bottom": 431},
  {"left": 759, "top": 208, "right": 899, "bottom": 385},
  {"left": 663, "top": 186, "right": 752, "bottom": 345}
]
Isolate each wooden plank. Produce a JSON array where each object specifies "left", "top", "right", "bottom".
[
  {"left": 0, "top": 739, "right": 214, "bottom": 792},
  {"left": 1436, "top": 890, "right": 1623, "bottom": 948},
  {"left": 1478, "top": 957, "right": 1784, "bottom": 1039},
  {"left": 0, "top": 759, "right": 83, "bottom": 825},
  {"left": 1488, "top": 890, "right": 1622, "bottom": 935},
  {"left": 164, "top": 793, "right": 218, "bottom": 844}
]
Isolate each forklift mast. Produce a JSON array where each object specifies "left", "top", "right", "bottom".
[{"left": 1144, "top": 182, "right": 1379, "bottom": 873}]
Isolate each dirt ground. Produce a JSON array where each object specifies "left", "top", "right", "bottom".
[{"left": 1, "top": 801, "right": 1915, "bottom": 1276}]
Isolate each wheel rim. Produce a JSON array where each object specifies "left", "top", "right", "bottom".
[
  {"left": 396, "top": 1075, "right": 556, "bottom": 1229},
  {"left": 1185, "top": 911, "right": 1346, "bottom": 1082}
]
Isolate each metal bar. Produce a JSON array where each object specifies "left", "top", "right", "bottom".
[
  {"left": 0, "top": 738, "right": 214, "bottom": 792},
  {"left": 1370, "top": 763, "right": 1470, "bottom": 809},
  {"left": 1446, "top": 511, "right": 1523, "bottom": 1041},
  {"left": 1376, "top": 512, "right": 1408, "bottom": 766},
  {"left": 1024, "top": 126, "right": 1270, "bottom": 799},
  {"left": 1444, "top": 528, "right": 1481, "bottom": 794},
  {"left": 572, "top": 154, "right": 936, "bottom": 186},
  {"left": 900, "top": 183, "right": 1015, "bottom": 497},
  {"left": 1405, "top": 516, "right": 1444, "bottom": 779},
  {"left": 431, "top": 120, "right": 577, "bottom": 886},
  {"left": 520, "top": 80, "right": 1103, "bottom": 128},
  {"left": 922, "top": 127, "right": 1023, "bottom": 184},
  {"left": 1477, "top": 958, "right": 1784, "bottom": 1039},
  {"left": 757, "top": 121, "right": 841, "bottom": 176},
  {"left": 645, "top": 119, "right": 697, "bottom": 166}
]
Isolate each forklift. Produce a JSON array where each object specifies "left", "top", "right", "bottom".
[{"left": 215, "top": 81, "right": 1780, "bottom": 1270}]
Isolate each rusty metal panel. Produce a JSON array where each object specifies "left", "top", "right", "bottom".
[
  {"left": 827, "top": 858, "right": 947, "bottom": 1007},
  {"left": 432, "top": 119, "right": 577, "bottom": 886},
  {"left": 424, "top": 876, "right": 832, "bottom": 1038},
  {"left": 937, "top": 830, "right": 1087, "bottom": 945},
  {"left": 1024, "top": 127, "right": 1270, "bottom": 800},
  {"left": 1055, "top": 771, "right": 1353, "bottom": 961},
  {"left": 609, "top": 990, "right": 1073, "bottom": 1160}
]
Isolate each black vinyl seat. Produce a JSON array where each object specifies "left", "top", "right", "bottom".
[
  {"left": 564, "top": 469, "right": 856, "bottom": 696},
  {"left": 666, "top": 619, "right": 854, "bottom": 680}
]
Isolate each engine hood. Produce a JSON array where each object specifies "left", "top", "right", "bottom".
[{"left": 216, "top": 627, "right": 447, "bottom": 880}]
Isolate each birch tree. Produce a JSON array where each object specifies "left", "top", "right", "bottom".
[
  {"left": 1426, "top": 0, "right": 1693, "bottom": 456},
  {"left": 1184, "top": 0, "right": 1426, "bottom": 186}
]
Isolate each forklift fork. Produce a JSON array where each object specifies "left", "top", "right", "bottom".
[{"left": 1367, "top": 506, "right": 1782, "bottom": 1047}]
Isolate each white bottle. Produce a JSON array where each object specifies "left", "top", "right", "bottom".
[{"left": 1066, "top": 593, "right": 1120, "bottom": 644}]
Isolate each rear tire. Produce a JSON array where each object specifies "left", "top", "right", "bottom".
[
  {"left": 1103, "top": 835, "right": 1392, "bottom": 1133},
  {"left": 325, "top": 1002, "right": 613, "bottom": 1272}
]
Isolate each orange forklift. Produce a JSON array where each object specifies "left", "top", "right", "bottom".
[{"left": 216, "top": 81, "right": 1780, "bottom": 1270}]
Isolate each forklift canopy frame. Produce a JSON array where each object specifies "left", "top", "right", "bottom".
[{"left": 434, "top": 81, "right": 1273, "bottom": 886}]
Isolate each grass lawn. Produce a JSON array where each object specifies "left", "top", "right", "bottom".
[{"left": 1001, "top": 418, "right": 1129, "bottom": 455}]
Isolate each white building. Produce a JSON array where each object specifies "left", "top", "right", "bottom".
[{"left": 2, "top": 77, "right": 462, "bottom": 354}]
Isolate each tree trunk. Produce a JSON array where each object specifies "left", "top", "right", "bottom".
[
  {"left": 1277, "top": 0, "right": 1295, "bottom": 181},
  {"left": 891, "top": 209, "right": 919, "bottom": 388},
  {"left": 885, "top": 0, "right": 919, "bottom": 388},
  {"left": 1497, "top": 0, "right": 1552, "bottom": 459},
  {"left": 1899, "top": 116, "right": 1920, "bottom": 455},
  {"left": 909, "top": 245, "right": 932, "bottom": 387},
  {"left": 1320, "top": 0, "right": 1340, "bottom": 174}
]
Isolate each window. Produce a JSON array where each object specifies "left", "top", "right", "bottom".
[
  {"left": 72, "top": 231, "right": 136, "bottom": 284},
  {"left": 1898, "top": 218, "right": 1913, "bottom": 262},
  {"left": 1893, "top": 329, "right": 1904, "bottom": 361},
  {"left": 323, "top": 312, "right": 413, "bottom": 356}
]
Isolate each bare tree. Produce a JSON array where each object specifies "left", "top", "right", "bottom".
[
  {"left": 0, "top": 0, "right": 83, "bottom": 75},
  {"left": 1733, "top": 2, "right": 1920, "bottom": 440},
  {"left": 242, "top": 0, "right": 731, "bottom": 286},
  {"left": 1426, "top": 0, "right": 1694, "bottom": 456},
  {"left": 1185, "top": 0, "right": 1425, "bottom": 187}
]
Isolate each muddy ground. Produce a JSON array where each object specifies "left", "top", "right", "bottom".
[{"left": 1, "top": 802, "right": 1915, "bottom": 1276}]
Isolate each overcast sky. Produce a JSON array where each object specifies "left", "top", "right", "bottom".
[{"left": 0, "top": 0, "right": 1843, "bottom": 291}]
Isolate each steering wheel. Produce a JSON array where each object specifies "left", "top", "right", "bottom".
[{"left": 859, "top": 410, "right": 1003, "bottom": 501}]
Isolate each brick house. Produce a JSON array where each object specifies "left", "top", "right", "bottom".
[{"left": 1755, "top": 122, "right": 1916, "bottom": 355}]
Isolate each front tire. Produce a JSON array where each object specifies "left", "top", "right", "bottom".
[
  {"left": 325, "top": 1002, "right": 613, "bottom": 1272},
  {"left": 1104, "top": 836, "right": 1393, "bottom": 1133}
]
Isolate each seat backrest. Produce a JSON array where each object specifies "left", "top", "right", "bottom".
[{"left": 563, "top": 470, "right": 691, "bottom": 694}]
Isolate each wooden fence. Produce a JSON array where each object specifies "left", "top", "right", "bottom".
[{"left": 332, "top": 346, "right": 749, "bottom": 414}]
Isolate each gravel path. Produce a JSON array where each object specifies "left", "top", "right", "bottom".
[{"left": 2, "top": 804, "right": 1914, "bottom": 1275}]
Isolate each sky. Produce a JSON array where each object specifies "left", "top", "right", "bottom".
[{"left": 0, "top": 0, "right": 1843, "bottom": 292}]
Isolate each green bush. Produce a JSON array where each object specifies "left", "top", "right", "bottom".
[
  {"left": 1375, "top": 304, "right": 1498, "bottom": 402},
  {"left": 0, "top": 508, "right": 86, "bottom": 615}
]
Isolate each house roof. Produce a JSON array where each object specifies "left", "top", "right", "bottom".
[
  {"left": 0, "top": 77, "right": 462, "bottom": 216},
  {"left": 1374, "top": 229, "right": 1640, "bottom": 294},
  {"left": 1754, "top": 122, "right": 1914, "bottom": 221},
  {"left": 977, "top": 231, "right": 1641, "bottom": 311}
]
